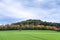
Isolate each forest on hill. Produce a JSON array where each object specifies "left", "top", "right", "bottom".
[{"left": 0, "top": 19, "right": 60, "bottom": 31}]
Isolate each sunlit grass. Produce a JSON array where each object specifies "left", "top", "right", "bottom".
[{"left": 0, "top": 30, "right": 60, "bottom": 40}]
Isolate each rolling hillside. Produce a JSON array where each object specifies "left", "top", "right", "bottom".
[{"left": 0, "top": 19, "right": 59, "bottom": 31}]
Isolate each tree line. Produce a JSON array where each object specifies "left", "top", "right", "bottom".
[{"left": 0, "top": 19, "right": 60, "bottom": 31}]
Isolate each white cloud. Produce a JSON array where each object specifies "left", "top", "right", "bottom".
[
  {"left": 36, "top": 0, "right": 44, "bottom": 2},
  {"left": 0, "top": 0, "right": 60, "bottom": 24},
  {"left": 0, "top": 0, "right": 39, "bottom": 19}
]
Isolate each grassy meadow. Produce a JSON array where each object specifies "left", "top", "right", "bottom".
[{"left": 0, "top": 30, "right": 60, "bottom": 40}]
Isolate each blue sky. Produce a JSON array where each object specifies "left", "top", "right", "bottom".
[{"left": 0, "top": 0, "right": 60, "bottom": 24}]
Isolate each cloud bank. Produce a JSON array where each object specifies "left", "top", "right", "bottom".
[{"left": 0, "top": 0, "right": 60, "bottom": 24}]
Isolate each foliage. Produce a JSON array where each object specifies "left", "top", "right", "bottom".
[{"left": 0, "top": 19, "right": 60, "bottom": 31}]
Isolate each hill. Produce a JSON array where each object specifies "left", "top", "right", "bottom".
[
  {"left": 11, "top": 19, "right": 60, "bottom": 31},
  {"left": 12, "top": 19, "right": 60, "bottom": 27},
  {"left": 0, "top": 19, "right": 60, "bottom": 31}
]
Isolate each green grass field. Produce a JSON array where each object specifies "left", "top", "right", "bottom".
[{"left": 0, "top": 30, "right": 60, "bottom": 40}]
